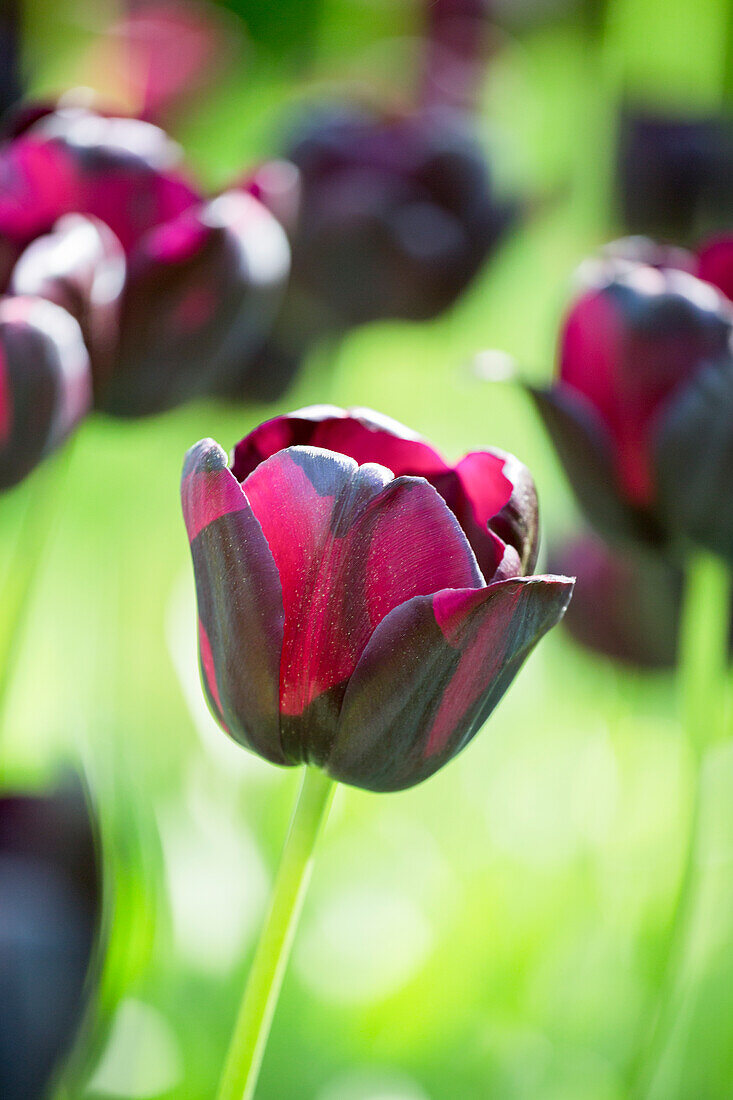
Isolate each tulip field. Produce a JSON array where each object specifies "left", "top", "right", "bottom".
[{"left": 3, "top": 1, "right": 733, "bottom": 1098}]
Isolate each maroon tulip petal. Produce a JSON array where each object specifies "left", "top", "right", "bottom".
[
  {"left": 530, "top": 383, "right": 656, "bottom": 547},
  {"left": 181, "top": 439, "right": 287, "bottom": 765},
  {"left": 328, "top": 575, "right": 574, "bottom": 791},
  {"left": 241, "top": 445, "right": 483, "bottom": 756},
  {"left": 10, "top": 214, "right": 125, "bottom": 390},
  {"left": 232, "top": 405, "right": 450, "bottom": 483},
  {"left": 0, "top": 296, "right": 92, "bottom": 489},
  {"left": 0, "top": 137, "right": 79, "bottom": 244},
  {"left": 453, "top": 448, "right": 538, "bottom": 578},
  {"left": 697, "top": 235, "right": 733, "bottom": 303}
]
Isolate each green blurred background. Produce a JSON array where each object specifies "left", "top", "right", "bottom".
[{"left": 4, "top": 0, "right": 733, "bottom": 1096}]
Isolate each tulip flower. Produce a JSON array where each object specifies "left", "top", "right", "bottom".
[
  {"left": 0, "top": 104, "right": 200, "bottom": 260},
  {"left": 281, "top": 105, "right": 515, "bottom": 329},
  {"left": 0, "top": 775, "right": 102, "bottom": 1100},
  {"left": 103, "top": 189, "right": 291, "bottom": 416},
  {"left": 552, "top": 531, "right": 683, "bottom": 670},
  {"left": 532, "top": 256, "right": 733, "bottom": 560},
  {"left": 183, "top": 407, "right": 572, "bottom": 1100},
  {"left": 616, "top": 106, "right": 733, "bottom": 241},
  {"left": 182, "top": 406, "right": 572, "bottom": 793},
  {"left": 0, "top": 296, "right": 92, "bottom": 489}
]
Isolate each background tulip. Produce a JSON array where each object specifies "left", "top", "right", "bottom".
[
  {"left": 0, "top": 775, "right": 102, "bottom": 1100},
  {"left": 279, "top": 105, "right": 515, "bottom": 331},
  {"left": 182, "top": 406, "right": 572, "bottom": 792},
  {"left": 0, "top": 295, "right": 92, "bottom": 489},
  {"left": 616, "top": 106, "right": 733, "bottom": 241},
  {"left": 0, "top": 105, "right": 200, "bottom": 259},
  {"left": 10, "top": 214, "right": 126, "bottom": 392},
  {"left": 532, "top": 256, "right": 733, "bottom": 559},
  {"left": 551, "top": 530, "right": 683, "bottom": 669},
  {"left": 103, "top": 189, "right": 291, "bottom": 416}
]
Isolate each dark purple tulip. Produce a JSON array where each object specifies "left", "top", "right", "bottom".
[
  {"left": 282, "top": 104, "right": 515, "bottom": 329},
  {"left": 0, "top": 775, "right": 102, "bottom": 1100},
  {"left": 552, "top": 531, "right": 682, "bottom": 670},
  {"left": 533, "top": 256, "right": 733, "bottom": 560},
  {"left": 0, "top": 105, "right": 200, "bottom": 256},
  {"left": 616, "top": 105, "right": 733, "bottom": 241},
  {"left": 181, "top": 406, "right": 572, "bottom": 792},
  {"left": 10, "top": 214, "right": 126, "bottom": 391},
  {"left": 103, "top": 189, "right": 290, "bottom": 416},
  {"left": 0, "top": 296, "right": 92, "bottom": 489}
]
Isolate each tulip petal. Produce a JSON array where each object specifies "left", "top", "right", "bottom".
[
  {"left": 453, "top": 449, "right": 537, "bottom": 578},
  {"left": 181, "top": 439, "right": 287, "bottom": 764},
  {"left": 232, "top": 405, "right": 450, "bottom": 482},
  {"left": 654, "top": 355, "right": 733, "bottom": 561},
  {"left": 329, "top": 575, "right": 574, "bottom": 792},
  {"left": 0, "top": 296, "right": 91, "bottom": 489},
  {"left": 242, "top": 445, "right": 483, "bottom": 761},
  {"left": 530, "top": 384, "right": 658, "bottom": 547},
  {"left": 10, "top": 214, "right": 125, "bottom": 390}
]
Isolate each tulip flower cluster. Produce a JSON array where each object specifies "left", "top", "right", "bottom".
[
  {"left": 0, "top": 102, "right": 292, "bottom": 487},
  {"left": 533, "top": 234, "right": 733, "bottom": 564}
]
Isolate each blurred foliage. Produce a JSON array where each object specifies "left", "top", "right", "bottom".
[{"left": 5, "top": 0, "right": 733, "bottom": 1097}]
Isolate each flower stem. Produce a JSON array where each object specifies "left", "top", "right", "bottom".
[
  {"left": 217, "top": 767, "right": 336, "bottom": 1100},
  {"left": 628, "top": 551, "right": 730, "bottom": 1099}
]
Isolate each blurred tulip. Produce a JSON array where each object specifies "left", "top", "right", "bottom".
[
  {"left": 102, "top": 189, "right": 290, "bottom": 416},
  {"left": 281, "top": 104, "right": 516, "bottom": 329},
  {"left": 616, "top": 105, "right": 733, "bottom": 241},
  {"left": 0, "top": 105, "right": 200, "bottom": 256},
  {"left": 0, "top": 774, "right": 102, "bottom": 1100},
  {"left": 552, "top": 530, "right": 682, "bottom": 669},
  {"left": 0, "top": 296, "right": 92, "bottom": 489},
  {"left": 181, "top": 406, "right": 572, "bottom": 792},
  {"left": 10, "top": 214, "right": 126, "bottom": 389},
  {"left": 532, "top": 256, "right": 733, "bottom": 560}
]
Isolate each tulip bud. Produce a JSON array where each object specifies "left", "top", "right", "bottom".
[
  {"left": 0, "top": 775, "right": 101, "bottom": 1100},
  {"left": 282, "top": 105, "right": 515, "bottom": 328},
  {"left": 0, "top": 296, "right": 92, "bottom": 489},
  {"left": 533, "top": 257, "right": 733, "bottom": 560},
  {"left": 103, "top": 189, "right": 290, "bottom": 416},
  {"left": 182, "top": 406, "right": 572, "bottom": 791}
]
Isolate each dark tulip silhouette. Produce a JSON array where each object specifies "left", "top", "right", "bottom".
[
  {"left": 282, "top": 104, "right": 515, "bottom": 330},
  {"left": 0, "top": 775, "right": 102, "bottom": 1100},
  {"left": 0, "top": 296, "right": 92, "bottom": 489},
  {"left": 182, "top": 406, "right": 572, "bottom": 792}
]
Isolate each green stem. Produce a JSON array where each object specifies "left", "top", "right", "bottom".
[
  {"left": 217, "top": 767, "right": 336, "bottom": 1100},
  {"left": 0, "top": 444, "right": 75, "bottom": 739},
  {"left": 627, "top": 552, "right": 731, "bottom": 1099}
]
